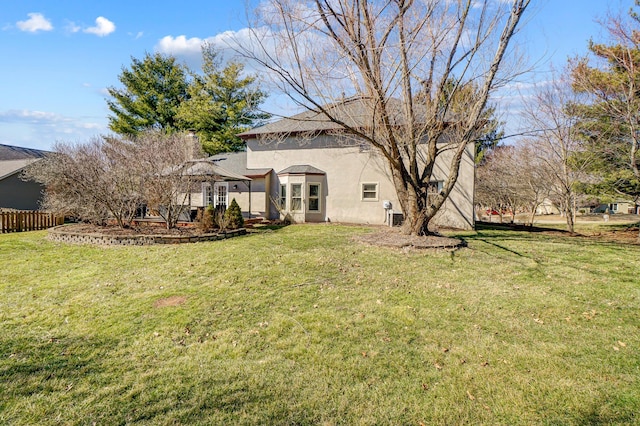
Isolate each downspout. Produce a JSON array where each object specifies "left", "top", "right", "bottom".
[{"left": 248, "top": 180, "right": 252, "bottom": 219}]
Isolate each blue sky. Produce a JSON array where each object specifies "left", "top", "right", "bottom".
[{"left": 0, "top": 0, "right": 631, "bottom": 151}]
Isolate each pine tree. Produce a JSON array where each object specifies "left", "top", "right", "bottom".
[{"left": 223, "top": 198, "right": 244, "bottom": 229}]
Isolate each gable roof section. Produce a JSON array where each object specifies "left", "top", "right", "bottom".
[
  {"left": 277, "top": 165, "right": 326, "bottom": 176},
  {"left": 0, "top": 144, "right": 49, "bottom": 181},
  {"left": 207, "top": 152, "right": 272, "bottom": 178},
  {"left": 0, "top": 159, "right": 41, "bottom": 181},
  {"left": 182, "top": 158, "right": 253, "bottom": 182}
]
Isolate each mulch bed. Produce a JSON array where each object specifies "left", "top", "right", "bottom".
[
  {"left": 354, "top": 228, "right": 465, "bottom": 249},
  {"left": 61, "top": 223, "right": 210, "bottom": 236}
]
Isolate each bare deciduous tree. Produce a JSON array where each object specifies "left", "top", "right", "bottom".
[
  {"left": 240, "top": 0, "right": 530, "bottom": 235},
  {"left": 476, "top": 144, "right": 552, "bottom": 225},
  {"left": 24, "top": 131, "right": 201, "bottom": 229},
  {"left": 133, "top": 131, "right": 202, "bottom": 229},
  {"left": 24, "top": 138, "right": 143, "bottom": 227},
  {"left": 520, "top": 74, "right": 595, "bottom": 233}
]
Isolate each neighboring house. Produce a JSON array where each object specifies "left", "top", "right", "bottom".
[
  {"left": 593, "top": 201, "right": 638, "bottom": 215},
  {"left": 536, "top": 198, "right": 560, "bottom": 215},
  {"left": 607, "top": 201, "right": 637, "bottom": 215},
  {"left": 197, "top": 101, "right": 475, "bottom": 229},
  {"left": 0, "top": 144, "right": 48, "bottom": 210}
]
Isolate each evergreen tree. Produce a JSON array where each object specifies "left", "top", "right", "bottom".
[
  {"left": 107, "top": 53, "right": 189, "bottom": 136},
  {"left": 570, "top": 4, "right": 640, "bottom": 207},
  {"left": 177, "top": 45, "right": 270, "bottom": 155},
  {"left": 223, "top": 198, "right": 244, "bottom": 229},
  {"left": 107, "top": 47, "right": 269, "bottom": 154}
]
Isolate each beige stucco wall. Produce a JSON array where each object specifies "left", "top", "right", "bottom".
[
  {"left": 187, "top": 177, "right": 269, "bottom": 218},
  {"left": 246, "top": 135, "right": 475, "bottom": 229}
]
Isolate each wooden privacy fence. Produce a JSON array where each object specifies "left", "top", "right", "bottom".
[{"left": 0, "top": 211, "right": 63, "bottom": 233}]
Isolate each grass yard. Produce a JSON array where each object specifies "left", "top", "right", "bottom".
[{"left": 1, "top": 224, "right": 639, "bottom": 425}]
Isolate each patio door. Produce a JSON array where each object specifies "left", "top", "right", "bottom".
[{"left": 213, "top": 182, "right": 228, "bottom": 210}]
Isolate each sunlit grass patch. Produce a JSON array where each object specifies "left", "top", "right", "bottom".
[{"left": 1, "top": 224, "right": 639, "bottom": 424}]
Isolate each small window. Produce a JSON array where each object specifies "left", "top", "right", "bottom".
[
  {"left": 279, "top": 184, "right": 287, "bottom": 210},
  {"left": 361, "top": 183, "right": 378, "bottom": 201},
  {"left": 427, "top": 181, "right": 444, "bottom": 204},
  {"left": 308, "top": 183, "right": 320, "bottom": 211},
  {"left": 291, "top": 184, "right": 302, "bottom": 211},
  {"left": 202, "top": 183, "right": 212, "bottom": 206}
]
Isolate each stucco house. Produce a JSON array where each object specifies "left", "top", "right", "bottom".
[
  {"left": 190, "top": 100, "right": 475, "bottom": 230},
  {"left": 0, "top": 144, "right": 48, "bottom": 210}
]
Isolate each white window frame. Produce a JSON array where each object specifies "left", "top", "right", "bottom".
[
  {"left": 361, "top": 182, "right": 378, "bottom": 201},
  {"left": 202, "top": 182, "right": 212, "bottom": 207},
  {"left": 290, "top": 183, "right": 303, "bottom": 212},
  {"left": 279, "top": 184, "right": 287, "bottom": 210},
  {"left": 307, "top": 183, "right": 321, "bottom": 212},
  {"left": 213, "top": 182, "right": 229, "bottom": 209}
]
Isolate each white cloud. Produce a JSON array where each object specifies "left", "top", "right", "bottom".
[
  {"left": 0, "top": 109, "right": 107, "bottom": 148},
  {"left": 65, "top": 20, "right": 81, "bottom": 33},
  {"left": 84, "top": 16, "right": 115, "bottom": 37},
  {"left": 156, "top": 35, "right": 205, "bottom": 57},
  {"left": 0, "top": 109, "right": 67, "bottom": 123},
  {"left": 155, "top": 28, "right": 267, "bottom": 69},
  {"left": 16, "top": 13, "right": 53, "bottom": 33}
]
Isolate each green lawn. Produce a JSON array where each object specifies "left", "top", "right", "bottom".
[{"left": 1, "top": 224, "right": 638, "bottom": 425}]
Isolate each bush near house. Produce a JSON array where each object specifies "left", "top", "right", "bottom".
[{"left": 223, "top": 198, "right": 244, "bottom": 229}]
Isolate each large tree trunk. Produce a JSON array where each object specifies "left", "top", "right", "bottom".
[{"left": 391, "top": 169, "right": 431, "bottom": 236}]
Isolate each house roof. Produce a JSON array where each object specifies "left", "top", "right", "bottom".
[
  {"left": 238, "top": 97, "right": 383, "bottom": 139},
  {"left": 181, "top": 158, "right": 253, "bottom": 182},
  {"left": 0, "top": 144, "right": 49, "bottom": 161},
  {"left": 277, "top": 165, "right": 326, "bottom": 175},
  {"left": 0, "top": 158, "right": 41, "bottom": 181},
  {"left": 237, "top": 96, "right": 454, "bottom": 140},
  {"left": 207, "top": 152, "right": 272, "bottom": 178},
  {"left": 0, "top": 144, "right": 49, "bottom": 181}
]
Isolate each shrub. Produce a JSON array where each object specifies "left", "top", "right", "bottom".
[
  {"left": 197, "top": 205, "right": 215, "bottom": 232},
  {"left": 223, "top": 198, "right": 244, "bottom": 229}
]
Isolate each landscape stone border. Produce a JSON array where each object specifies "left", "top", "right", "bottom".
[{"left": 48, "top": 225, "right": 246, "bottom": 246}]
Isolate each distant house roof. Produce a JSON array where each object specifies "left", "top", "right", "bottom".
[
  {"left": 207, "top": 152, "right": 272, "bottom": 178},
  {"left": 0, "top": 144, "right": 49, "bottom": 181},
  {"left": 0, "top": 159, "right": 41, "bottom": 181},
  {"left": 277, "top": 165, "right": 326, "bottom": 175},
  {"left": 0, "top": 144, "right": 49, "bottom": 161}
]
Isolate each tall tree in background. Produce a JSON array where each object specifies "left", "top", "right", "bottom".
[
  {"left": 177, "top": 45, "right": 270, "bottom": 155},
  {"left": 241, "top": 0, "right": 530, "bottom": 235},
  {"left": 570, "top": 4, "right": 640, "bottom": 216},
  {"left": 107, "top": 48, "right": 269, "bottom": 154},
  {"left": 107, "top": 53, "right": 189, "bottom": 136}
]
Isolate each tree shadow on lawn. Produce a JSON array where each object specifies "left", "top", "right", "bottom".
[
  {"left": 467, "top": 221, "right": 640, "bottom": 247},
  {"left": 0, "top": 334, "right": 114, "bottom": 414}
]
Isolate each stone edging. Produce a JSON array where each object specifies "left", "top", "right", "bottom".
[{"left": 47, "top": 225, "right": 246, "bottom": 246}]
